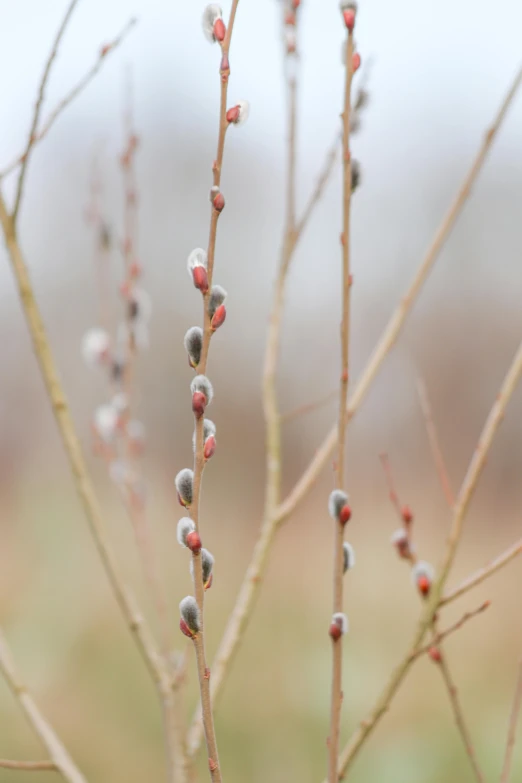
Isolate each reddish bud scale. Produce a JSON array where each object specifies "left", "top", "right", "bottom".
[
  {"left": 192, "top": 266, "right": 209, "bottom": 293},
  {"left": 213, "top": 18, "right": 226, "bottom": 42},
  {"left": 343, "top": 9, "right": 355, "bottom": 30},
  {"left": 352, "top": 52, "right": 361, "bottom": 72},
  {"left": 396, "top": 539, "right": 411, "bottom": 559},
  {"left": 204, "top": 435, "right": 216, "bottom": 460},
  {"left": 329, "top": 623, "right": 342, "bottom": 642},
  {"left": 213, "top": 192, "right": 225, "bottom": 212},
  {"left": 339, "top": 504, "right": 352, "bottom": 525},
  {"left": 292, "top": 0, "right": 300, "bottom": 8},
  {"left": 428, "top": 646, "right": 442, "bottom": 663},
  {"left": 417, "top": 575, "right": 431, "bottom": 596},
  {"left": 402, "top": 505, "right": 413, "bottom": 525},
  {"left": 179, "top": 618, "right": 195, "bottom": 639},
  {"left": 205, "top": 573, "right": 213, "bottom": 590},
  {"left": 192, "top": 391, "right": 207, "bottom": 419},
  {"left": 129, "top": 261, "right": 142, "bottom": 279},
  {"left": 100, "top": 43, "right": 111, "bottom": 57},
  {"left": 177, "top": 492, "right": 188, "bottom": 508},
  {"left": 186, "top": 531, "right": 202, "bottom": 553},
  {"left": 285, "top": 11, "right": 296, "bottom": 25},
  {"left": 226, "top": 105, "right": 240, "bottom": 124},
  {"left": 211, "top": 304, "right": 226, "bottom": 331}
]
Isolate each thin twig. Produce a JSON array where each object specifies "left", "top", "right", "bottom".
[
  {"left": 10, "top": 0, "right": 80, "bottom": 220},
  {"left": 277, "top": 63, "right": 522, "bottom": 526},
  {"left": 412, "top": 602, "right": 491, "bottom": 661},
  {"left": 500, "top": 657, "right": 522, "bottom": 783},
  {"left": 437, "top": 655, "right": 486, "bottom": 783},
  {"left": 327, "top": 23, "right": 354, "bottom": 783},
  {"left": 0, "top": 760, "right": 56, "bottom": 771},
  {"left": 3, "top": 17, "right": 137, "bottom": 192},
  {"left": 379, "top": 452, "right": 406, "bottom": 522},
  {"left": 441, "top": 538, "right": 522, "bottom": 607},
  {"left": 281, "top": 388, "right": 338, "bottom": 423},
  {"left": 331, "top": 335, "right": 522, "bottom": 780},
  {"left": 416, "top": 376, "right": 455, "bottom": 507},
  {"left": 0, "top": 629, "right": 85, "bottom": 783}
]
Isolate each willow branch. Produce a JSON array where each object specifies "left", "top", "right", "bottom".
[
  {"left": 186, "top": 6, "right": 242, "bottom": 781},
  {"left": 437, "top": 655, "right": 486, "bottom": 783},
  {"left": 416, "top": 376, "right": 455, "bottom": 507},
  {"left": 277, "top": 63, "right": 522, "bottom": 526},
  {"left": 0, "top": 629, "right": 85, "bottom": 783},
  {"left": 500, "top": 658, "right": 522, "bottom": 783},
  {"left": 9, "top": 0, "right": 80, "bottom": 220},
  {"left": 331, "top": 336, "right": 522, "bottom": 780},
  {"left": 327, "top": 24, "right": 354, "bottom": 783},
  {"left": 3, "top": 17, "right": 136, "bottom": 191},
  {"left": 0, "top": 760, "right": 55, "bottom": 771},
  {"left": 441, "top": 538, "right": 522, "bottom": 607}
]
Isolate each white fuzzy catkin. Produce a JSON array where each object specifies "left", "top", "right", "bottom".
[
  {"left": 343, "top": 542, "right": 355, "bottom": 573},
  {"left": 93, "top": 404, "right": 119, "bottom": 442},
  {"left": 187, "top": 248, "right": 208, "bottom": 279},
  {"left": 177, "top": 517, "right": 196, "bottom": 547},
  {"left": 328, "top": 489, "right": 349, "bottom": 520},
  {"left": 175, "top": 468, "right": 194, "bottom": 506},
  {"left": 190, "top": 548, "right": 214, "bottom": 585},
  {"left": 201, "top": 4, "right": 223, "bottom": 42},
  {"left": 82, "top": 328, "right": 110, "bottom": 368},
  {"left": 411, "top": 560, "right": 435, "bottom": 586},
  {"left": 332, "top": 612, "right": 349, "bottom": 635},
  {"left": 190, "top": 375, "right": 214, "bottom": 405},
  {"left": 179, "top": 596, "right": 200, "bottom": 633}
]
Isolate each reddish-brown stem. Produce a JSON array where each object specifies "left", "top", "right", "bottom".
[
  {"left": 412, "top": 602, "right": 490, "bottom": 661},
  {"left": 281, "top": 388, "right": 338, "bottom": 423},
  {"left": 328, "top": 27, "right": 354, "bottom": 783},
  {"left": 379, "top": 452, "right": 406, "bottom": 522},
  {"left": 500, "top": 657, "right": 522, "bottom": 783},
  {"left": 187, "top": 5, "right": 241, "bottom": 781}
]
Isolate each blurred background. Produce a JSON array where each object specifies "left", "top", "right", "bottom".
[{"left": 0, "top": 0, "right": 522, "bottom": 780}]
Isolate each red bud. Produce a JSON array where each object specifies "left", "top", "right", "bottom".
[
  {"left": 192, "top": 391, "right": 207, "bottom": 419},
  {"left": 205, "top": 573, "right": 213, "bottom": 590},
  {"left": 204, "top": 435, "right": 216, "bottom": 460},
  {"left": 417, "top": 575, "right": 431, "bottom": 596},
  {"left": 292, "top": 0, "right": 300, "bottom": 7},
  {"left": 129, "top": 261, "right": 142, "bottom": 279},
  {"left": 213, "top": 18, "right": 226, "bottom": 42},
  {"left": 402, "top": 505, "right": 413, "bottom": 525},
  {"left": 186, "top": 531, "right": 202, "bottom": 554},
  {"left": 352, "top": 52, "right": 361, "bottom": 72},
  {"left": 343, "top": 9, "right": 355, "bottom": 30},
  {"left": 339, "top": 504, "right": 352, "bottom": 525},
  {"left": 211, "top": 304, "right": 226, "bottom": 331},
  {"left": 192, "top": 266, "right": 209, "bottom": 293},
  {"left": 329, "top": 623, "right": 342, "bottom": 642},
  {"left": 226, "top": 105, "right": 240, "bottom": 124},
  {"left": 213, "top": 191, "right": 225, "bottom": 212},
  {"left": 100, "top": 43, "right": 111, "bottom": 57},
  {"left": 285, "top": 11, "right": 296, "bottom": 25},
  {"left": 180, "top": 618, "right": 195, "bottom": 639},
  {"left": 428, "top": 646, "right": 442, "bottom": 663}
]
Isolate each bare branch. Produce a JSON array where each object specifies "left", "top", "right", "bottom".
[
  {"left": 413, "top": 602, "right": 491, "bottom": 661},
  {"left": 0, "top": 760, "right": 56, "bottom": 771},
  {"left": 0, "top": 628, "right": 85, "bottom": 783},
  {"left": 10, "top": 0, "right": 81, "bottom": 221},
  {"left": 441, "top": 538, "right": 522, "bottom": 607},
  {"left": 416, "top": 376, "right": 455, "bottom": 507},
  {"left": 437, "top": 655, "right": 486, "bottom": 783},
  {"left": 500, "top": 658, "right": 522, "bottom": 783}
]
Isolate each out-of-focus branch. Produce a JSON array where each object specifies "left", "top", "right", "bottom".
[
  {"left": 0, "top": 760, "right": 56, "bottom": 771},
  {"left": 500, "top": 658, "right": 522, "bottom": 783},
  {"left": 416, "top": 377, "right": 455, "bottom": 507},
  {"left": 441, "top": 538, "right": 522, "bottom": 606},
  {"left": 0, "top": 629, "right": 85, "bottom": 783}
]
